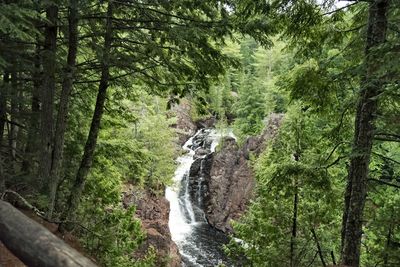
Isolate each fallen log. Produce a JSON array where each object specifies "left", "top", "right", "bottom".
[{"left": 0, "top": 200, "right": 97, "bottom": 267}]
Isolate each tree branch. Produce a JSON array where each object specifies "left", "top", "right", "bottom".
[
  {"left": 369, "top": 178, "right": 400, "bottom": 189},
  {"left": 372, "top": 152, "right": 400, "bottom": 165},
  {"left": 322, "top": 2, "right": 360, "bottom": 16}
]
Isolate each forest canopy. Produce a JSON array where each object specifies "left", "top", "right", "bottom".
[{"left": 0, "top": 0, "right": 399, "bottom": 266}]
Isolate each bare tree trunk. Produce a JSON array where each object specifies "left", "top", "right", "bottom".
[
  {"left": 311, "top": 228, "right": 327, "bottom": 267},
  {"left": 0, "top": 73, "right": 8, "bottom": 148},
  {"left": 0, "top": 72, "right": 9, "bottom": 194},
  {"left": 290, "top": 129, "right": 302, "bottom": 267},
  {"left": 47, "top": 0, "right": 79, "bottom": 220},
  {"left": 341, "top": 1, "right": 389, "bottom": 266},
  {"left": 0, "top": 162, "right": 4, "bottom": 194},
  {"left": 341, "top": 168, "right": 352, "bottom": 254},
  {"left": 9, "top": 70, "right": 19, "bottom": 167},
  {"left": 290, "top": 181, "right": 298, "bottom": 267},
  {"left": 60, "top": 0, "right": 113, "bottom": 231},
  {"left": 22, "top": 44, "right": 41, "bottom": 174},
  {"left": 38, "top": 4, "right": 58, "bottom": 187},
  {"left": 383, "top": 213, "right": 393, "bottom": 267},
  {"left": 0, "top": 200, "right": 98, "bottom": 267}
]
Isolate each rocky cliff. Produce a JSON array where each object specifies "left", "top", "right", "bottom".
[
  {"left": 204, "top": 137, "right": 254, "bottom": 233},
  {"left": 123, "top": 185, "right": 181, "bottom": 267},
  {"left": 189, "top": 114, "right": 284, "bottom": 233},
  {"left": 242, "top": 113, "right": 285, "bottom": 160},
  {"left": 169, "top": 99, "right": 216, "bottom": 146},
  {"left": 169, "top": 100, "right": 197, "bottom": 146}
]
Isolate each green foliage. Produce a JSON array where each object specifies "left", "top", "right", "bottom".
[
  {"left": 79, "top": 204, "right": 145, "bottom": 267},
  {"left": 0, "top": 3, "right": 38, "bottom": 38},
  {"left": 227, "top": 1, "right": 400, "bottom": 266},
  {"left": 363, "top": 186, "right": 400, "bottom": 267},
  {"left": 57, "top": 90, "right": 176, "bottom": 266},
  {"left": 135, "top": 107, "right": 177, "bottom": 192},
  {"left": 1, "top": 0, "right": 399, "bottom": 266},
  {"left": 233, "top": 75, "right": 266, "bottom": 138},
  {"left": 231, "top": 37, "right": 292, "bottom": 141},
  {"left": 227, "top": 104, "right": 347, "bottom": 266},
  {"left": 0, "top": 1, "right": 39, "bottom": 69},
  {"left": 190, "top": 36, "right": 292, "bottom": 131}
]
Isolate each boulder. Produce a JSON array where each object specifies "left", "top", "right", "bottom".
[
  {"left": 195, "top": 117, "right": 216, "bottom": 129},
  {"left": 193, "top": 148, "right": 211, "bottom": 159}
]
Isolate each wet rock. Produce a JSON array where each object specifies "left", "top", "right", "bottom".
[
  {"left": 204, "top": 138, "right": 253, "bottom": 233},
  {"left": 193, "top": 148, "right": 211, "bottom": 159},
  {"left": 204, "top": 114, "right": 284, "bottom": 233},
  {"left": 195, "top": 117, "right": 217, "bottom": 129},
  {"left": 189, "top": 158, "right": 202, "bottom": 178},
  {"left": 188, "top": 154, "right": 213, "bottom": 210},
  {"left": 123, "top": 185, "right": 181, "bottom": 267},
  {"left": 188, "top": 130, "right": 215, "bottom": 224},
  {"left": 191, "top": 130, "right": 208, "bottom": 149}
]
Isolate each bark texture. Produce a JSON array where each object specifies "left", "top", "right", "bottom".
[
  {"left": 0, "top": 200, "right": 97, "bottom": 267},
  {"left": 9, "top": 71, "right": 18, "bottom": 163},
  {"left": 38, "top": 4, "right": 58, "bottom": 186},
  {"left": 47, "top": 0, "right": 79, "bottom": 219},
  {"left": 341, "top": 1, "right": 389, "bottom": 266},
  {"left": 22, "top": 45, "right": 41, "bottom": 174},
  {"left": 0, "top": 73, "right": 9, "bottom": 193}
]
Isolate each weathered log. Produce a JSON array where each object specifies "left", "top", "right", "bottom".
[{"left": 0, "top": 200, "right": 97, "bottom": 267}]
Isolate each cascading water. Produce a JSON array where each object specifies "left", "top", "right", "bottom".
[{"left": 166, "top": 129, "right": 235, "bottom": 267}]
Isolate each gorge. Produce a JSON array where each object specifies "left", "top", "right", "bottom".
[
  {"left": 164, "top": 112, "right": 284, "bottom": 266},
  {"left": 166, "top": 128, "right": 235, "bottom": 266}
]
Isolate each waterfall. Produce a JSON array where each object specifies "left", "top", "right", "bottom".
[{"left": 165, "top": 128, "right": 234, "bottom": 267}]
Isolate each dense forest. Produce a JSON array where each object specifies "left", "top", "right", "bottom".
[{"left": 0, "top": 0, "right": 399, "bottom": 267}]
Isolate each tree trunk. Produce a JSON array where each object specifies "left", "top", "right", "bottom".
[
  {"left": 341, "top": 167, "right": 352, "bottom": 253},
  {"left": 9, "top": 70, "right": 19, "bottom": 166},
  {"left": 311, "top": 228, "right": 327, "bottom": 267},
  {"left": 290, "top": 181, "right": 298, "bottom": 267},
  {"left": 341, "top": 0, "right": 389, "bottom": 266},
  {"left": 383, "top": 212, "right": 393, "bottom": 267},
  {"left": 60, "top": 0, "right": 113, "bottom": 231},
  {"left": 0, "top": 72, "right": 9, "bottom": 194},
  {"left": 22, "top": 44, "right": 41, "bottom": 174},
  {"left": 0, "top": 161, "right": 4, "bottom": 194},
  {"left": 38, "top": 4, "right": 58, "bottom": 187},
  {"left": 0, "top": 73, "right": 8, "bottom": 148},
  {"left": 47, "top": 0, "right": 79, "bottom": 219}
]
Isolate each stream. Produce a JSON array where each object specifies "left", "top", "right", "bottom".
[{"left": 165, "top": 129, "right": 234, "bottom": 267}]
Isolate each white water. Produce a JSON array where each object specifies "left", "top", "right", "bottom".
[
  {"left": 165, "top": 128, "right": 235, "bottom": 266},
  {"left": 165, "top": 131, "right": 199, "bottom": 243}
]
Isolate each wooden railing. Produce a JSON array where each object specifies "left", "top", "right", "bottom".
[{"left": 0, "top": 200, "right": 97, "bottom": 267}]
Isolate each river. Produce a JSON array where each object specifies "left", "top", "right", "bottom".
[{"left": 165, "top": 129, "right": 235, "bottom": 267}]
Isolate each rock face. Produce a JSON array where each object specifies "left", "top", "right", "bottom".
[
  {"left": 169, "top": 100, "right": 197, "bottom": 146},
  {"left": 205, "top": 137, "right": 255, "bottom": 233},
  {"left": 243, "top": 113, "right": 284, "bottom": 160},
  {"left": 123, "top": 186, "right": 181, "bottom": 267},
  {"left": 169, "top": 99, "right": 217, "bottom": 146},
  {"left": 189, "top": 114, "right": 284, "bottom": 233},
  {"left": 195, "top": 116, "right": 217, "bottom": 130}
]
